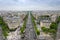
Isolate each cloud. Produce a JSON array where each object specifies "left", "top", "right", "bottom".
[
  {"left": 49, "top": 0, "right": 60, "bottom": 6},
  {"left": 0, "top": 0, "right": 60, "bottom": 10}
]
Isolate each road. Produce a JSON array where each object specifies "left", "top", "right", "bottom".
[
  {"left": 22, "top": 12, "right": 37, "bottom": 40},
  {"left": 56, "top": 23, "right": 60, "bottom": 40}
]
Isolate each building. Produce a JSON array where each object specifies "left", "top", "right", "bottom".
[
  {"left": 38, "top": 15, "right": 51, "bottom": 28},
  {"left": 40, "top": 20, "right": 51, "bottom": 28},
  {"left": 51, "top": 14, "right": 57, "bottom": 22},
  {"left": 38, "top": 31, "right": 53, "bottom": 40}
]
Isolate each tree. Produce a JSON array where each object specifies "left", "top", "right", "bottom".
[
  {"left": 36, "top": 29, "right": 40, "bottom": 35},
  {"left": 41, "top": 27, "right": 49, "bottom": 33},
  {"left": 49, "top": 29, "right": 56, "bottom": 34},
  {"left": 50, "top": 22, "right": 57, "bottom": 30},
  {"left": 56, "top": 16, "right": 60, "bottom": 23}
]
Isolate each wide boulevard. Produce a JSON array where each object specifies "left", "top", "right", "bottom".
[{"left": 21, "top": 12, "right": 37, "bottom": 40}]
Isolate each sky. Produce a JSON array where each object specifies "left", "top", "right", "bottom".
[{"left": 0, "top": 0, "right": 60, "bottom": 11}]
